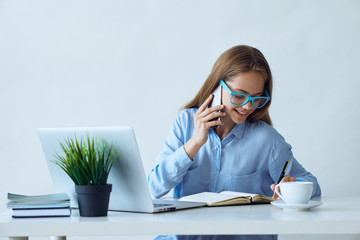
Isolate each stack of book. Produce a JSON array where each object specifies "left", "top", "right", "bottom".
[{"left": 7, "top": 193, "right": 71, "bottom": 218}]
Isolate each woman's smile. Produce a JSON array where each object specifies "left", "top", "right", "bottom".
[{"left": 234, "top": 108, "right": 250, "bottom": 118}]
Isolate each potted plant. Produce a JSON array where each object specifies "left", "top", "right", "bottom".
[{"left": 53, "top": 134, "right": 119, "bottom": 217}]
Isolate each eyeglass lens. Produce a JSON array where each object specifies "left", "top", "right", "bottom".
[{"left": 231, "top": 94, "right": 267, "bottom": 108}]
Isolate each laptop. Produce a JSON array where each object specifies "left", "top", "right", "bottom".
[{"left": 38, "top": 126, "right": 206, "bottom": 213}]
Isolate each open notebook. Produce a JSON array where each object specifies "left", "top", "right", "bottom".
[{"left": 179, "top": 191, "right": 274, "bottom": 206}]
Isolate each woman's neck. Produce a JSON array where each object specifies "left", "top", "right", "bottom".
[{"left": 215, "top": 118, "right": 236, "bottom": 140}]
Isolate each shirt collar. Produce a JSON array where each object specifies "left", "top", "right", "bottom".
[{"left": 228, "top": 122, "right": 247, "bottom": 140}]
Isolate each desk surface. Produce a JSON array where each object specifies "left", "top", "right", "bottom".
[{"left": 1, "top": 196, "right": 360, "bottom": 237}]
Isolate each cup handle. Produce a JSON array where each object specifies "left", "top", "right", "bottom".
[{"left": 275, "top": 184, "right": 283, "bottom": 200}]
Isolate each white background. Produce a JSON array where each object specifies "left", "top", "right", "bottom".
[{"left": 0, "top": 0, "right": 360, "bottom": 239}]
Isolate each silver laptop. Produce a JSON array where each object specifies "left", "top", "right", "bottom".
[{"left": 38, "top": 126, "right": 206, "bottom": 213}]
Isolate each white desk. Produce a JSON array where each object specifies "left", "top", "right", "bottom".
[{"left": 1, "top": 196, "right": 360, "bottom": 239}]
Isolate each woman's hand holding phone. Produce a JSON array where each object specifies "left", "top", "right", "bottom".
[{"left": 183, "top": 94, "right": 225, "bottom": 160}]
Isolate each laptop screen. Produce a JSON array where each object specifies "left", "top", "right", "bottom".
[{"left": 38, "top": 126, "right": 155, "bottom": 212}]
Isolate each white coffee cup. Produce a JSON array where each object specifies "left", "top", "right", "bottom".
[{"left": 275, "top": 182, "right": 313, "bottom": 204}]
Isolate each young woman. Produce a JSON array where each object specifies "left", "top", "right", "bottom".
[{"left": 148, "top": 45, "right": 321, "bottom": 240}]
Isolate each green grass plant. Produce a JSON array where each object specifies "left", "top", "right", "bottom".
[{"left": 53, "top": 135, "right": 119, "bottom": 185}]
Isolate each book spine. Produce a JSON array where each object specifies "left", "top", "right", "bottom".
[
  {"left": 12, "top": 214, "right": 71, "bottom": 218},
  {"left": 12, "top": 207, "right": 71, "bottom": 210}
]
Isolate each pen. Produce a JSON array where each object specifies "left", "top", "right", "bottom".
[
  {"left": 272, "top": 160, "right": 289, "bottom": 199},
  {"left": 276, "top": 160, "right": 289, "bottom": 184}
]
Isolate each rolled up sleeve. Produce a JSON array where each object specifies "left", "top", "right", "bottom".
[{"left": 148, "top": 111, "right": 194, "bottom": 198}]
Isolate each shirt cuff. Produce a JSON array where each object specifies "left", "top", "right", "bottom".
[{"left": 172, "top": 146, "right": 193, "bottom": 172}]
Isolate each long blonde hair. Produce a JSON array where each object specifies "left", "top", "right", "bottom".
[{"left": 182, "top": 45, "right": 273, "bottom": 126}]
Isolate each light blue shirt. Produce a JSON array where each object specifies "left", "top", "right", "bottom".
[{"left": 148, "top": 108, "right": 321, "bottom": 240}]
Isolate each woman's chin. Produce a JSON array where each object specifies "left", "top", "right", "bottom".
[{"left": 232, "top": 111, "right": 249, "bottom": 124}]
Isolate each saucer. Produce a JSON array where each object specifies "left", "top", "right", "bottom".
[{"left": 271, "top": 200, "right": 322, "bottom": 211}]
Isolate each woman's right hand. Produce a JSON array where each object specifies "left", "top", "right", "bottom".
[{"left": 183, "top": 94, "right": 225, "bottom": 160}]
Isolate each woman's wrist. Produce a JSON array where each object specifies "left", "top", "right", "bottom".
[{"left": 183, "top": 137, "right": 203, "bottom": 160}]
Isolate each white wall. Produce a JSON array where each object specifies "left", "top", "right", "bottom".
[{"left": 1, "top": 0, "right": 360, "bottom": 213}]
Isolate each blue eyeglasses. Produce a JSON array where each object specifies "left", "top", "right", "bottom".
[{"left": 220, "top": 80, "right": 270, "bottom": 109}]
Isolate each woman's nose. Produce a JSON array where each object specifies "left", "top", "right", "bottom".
[{"left": 242, "top": 101, "right": 253, "bottom": 110}]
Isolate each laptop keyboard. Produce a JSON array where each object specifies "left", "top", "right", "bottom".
[{"left": 154, "top": 203, "right": 172, "bottom": 207}]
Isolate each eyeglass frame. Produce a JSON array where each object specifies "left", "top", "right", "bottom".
[{"left": 219, "top": 80, "right": 270, "bottom": 109}]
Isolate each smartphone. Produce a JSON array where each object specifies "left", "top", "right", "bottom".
[{"left": 208, "top": 84, "right": 222, "bottom": 128}]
